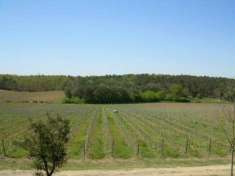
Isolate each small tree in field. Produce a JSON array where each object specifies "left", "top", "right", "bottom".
[
  {"left": 220, "top": 105, "right": 235, "bottom": 176},
  {"left": 24, "top": 114, "right": 70, "bottom": 176}
]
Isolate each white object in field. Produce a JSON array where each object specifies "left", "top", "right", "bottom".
[{"left": 113, "top": 109, "right": 119, "bottom": 113}]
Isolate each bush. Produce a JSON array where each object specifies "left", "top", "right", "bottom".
[
  {"left": 140, "top": 91, "right": 160, "bottom": 102},
  {"left": 139, "top": 142, "right": 155, "bottom": 158},
  {"left": 155, "top": 90, "right": 166, "bottom": 100},
  {"left": 174, "top": 97, "right": 191, "bottom": 102},
  {"left": 23, "top": 114, "right": 70, "bottom": 176},
  {"left": 62, "top": 97, "right": 85, "bottom": 104}
]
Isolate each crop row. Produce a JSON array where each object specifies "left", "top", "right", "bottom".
[{"left": 0, "top": 103, "right": 231, "bottom": 159}]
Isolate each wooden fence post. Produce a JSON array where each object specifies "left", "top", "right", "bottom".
[
  {"left": 137, "top": 143, "right": 140, "bottom": 157},
  {"left": 161, "top": 137, "right": 165, "bottom": 157},
  {"left": 1, "top": 139, "right": 6, "bottom": 157},
  {"left": 185, "top": 136, "right": 190, "bottom": 154},
  {"left": 208, "top": 138, "right": 212, "bottom": 155},
  {"left": 112, "top": 140, "right": 115, "bottom": 158},
  {"left": 83, "top": 142, "right": 86, "bottom": 160}
]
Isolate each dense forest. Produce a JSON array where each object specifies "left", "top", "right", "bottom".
[
  {"left": 64, "top": 74, "right": 235, "bottom": 103},
  {"left": 1, "top": 74, "right": 235, "bottom": 103},
  {"left": 0, "top": 75, "right": 70, "bottom": 91}
]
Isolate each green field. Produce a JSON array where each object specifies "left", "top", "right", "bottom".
[{"left": 0, "top": 102, "right": 230, "bottom": 161}]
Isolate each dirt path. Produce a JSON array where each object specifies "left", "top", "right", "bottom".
[{"left": 0, "top": 165, "right": 231, "bottom": 176}]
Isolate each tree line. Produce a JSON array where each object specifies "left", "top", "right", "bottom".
[
  {"left": 0, "top": 75, "right": 71, "bottom": 91},
  {"left": 1, "top": 74, "right": 235, "bottom": 103},
  {"left": 64, "top": 74, "right": 235, "bottom": 103}
]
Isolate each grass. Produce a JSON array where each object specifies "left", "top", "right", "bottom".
[
  {"left": 0, "top": 102, "right": 233, "bottom": 169},
  {"left": 87, "top": 110, "right": 105, "bottom": 159},
  {"left": 0, "top": 157, "right": 230, "bottom": 170},
  {"left": 107, "top": 112, "right": 133, "bottom": 158}
]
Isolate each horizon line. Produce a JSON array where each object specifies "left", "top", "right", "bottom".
[{"left": 0, "top": 72, "right": 234, "bottom": 80}]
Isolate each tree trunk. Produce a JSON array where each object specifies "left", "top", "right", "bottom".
[{"left": 231, "top": 149, "right": 234, "bottom": 176}]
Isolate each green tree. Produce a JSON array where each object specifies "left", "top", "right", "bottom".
[
  {"left": 169, "top": 84, "right": 185, "bottom": 98},
  {"left": 23, "top": 114, "right": 70, "bottom": 176},
  {"left": 155, "top": 90, "right": 166, "bottom": 100},
  {"left": 141, "top": 90, "right": 159, "bottom": 102}
]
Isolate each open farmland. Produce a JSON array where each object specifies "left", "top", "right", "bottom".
[
  {"left": 0, "top": 102, "right": 231, "bottom": 163},
  {"left": 0, "top": 90, "right": 65, "bottom": 104}
]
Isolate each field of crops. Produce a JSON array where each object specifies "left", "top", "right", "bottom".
[{"left": 0, "top": 103, "right": 231, "bottom": 160}]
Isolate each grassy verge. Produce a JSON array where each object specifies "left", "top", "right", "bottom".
[{"left": 0, "top": 157, "right": 230, "bottom": 170}]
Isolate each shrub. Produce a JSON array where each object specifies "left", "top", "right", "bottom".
[
  {"left": 62, "top": 97, "right": 85, "bottom": 104},
  {"left": 23, "top": 114, "right": 70, "bottom": 176}
]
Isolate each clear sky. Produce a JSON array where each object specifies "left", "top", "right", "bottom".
[{"left": 0, "top": 0, "right": 235, "bottom": 77}]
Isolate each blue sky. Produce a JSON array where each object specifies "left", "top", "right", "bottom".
[{"left": 0, "top": 0, "right": 235, "bottom": 77}]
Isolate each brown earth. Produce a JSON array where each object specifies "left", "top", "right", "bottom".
[{"left": 0, "top": 90, "right": 64, "bottom": 103}]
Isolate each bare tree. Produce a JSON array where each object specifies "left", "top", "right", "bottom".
[{"left": 220, "top": 104, "right": 235, "bottom": 176}]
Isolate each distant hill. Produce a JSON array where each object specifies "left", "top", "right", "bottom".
[{"left": 1, "top": 74, "right": 235, "bottom": 103}]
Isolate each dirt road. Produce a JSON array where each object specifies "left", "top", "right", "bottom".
[{"left": 0, "top": 165, "right": 231, "bottom": 176}]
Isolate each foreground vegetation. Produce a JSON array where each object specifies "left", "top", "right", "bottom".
[{"left": 23, "top": 115, "right": 70, "bottom": 176}]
